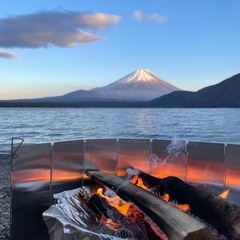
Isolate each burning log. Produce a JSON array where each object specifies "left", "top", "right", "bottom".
[
  {"left": 134, "top": 169, "right": 240, "bottom": 240},
  {"left": 87, "top": 171, "right": 213, "bottom": 240},
  {"left": 89, "top": 193, "right": 152, "bottom": 239}
]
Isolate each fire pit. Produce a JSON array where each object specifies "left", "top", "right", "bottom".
[
  {"left": 11, "top": 138, "right": 240, "bottom": 240},
  {"left": 43, "top": 185, "right": 167, "bottom": 240},
  {"left": 43, "top": 168, "right": 240, "bottom": 240}
]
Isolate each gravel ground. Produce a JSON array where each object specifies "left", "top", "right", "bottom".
[{"left": 0, "top": 154, "right": 11, "bottom": 240}]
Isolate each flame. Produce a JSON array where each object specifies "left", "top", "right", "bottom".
[
  {"left": 114, "top": 203, "right": 132, "bottom": 215},
  {"left": 177, "top": 203, "right": 190, "bottom": 212},
  {"left": 130, "top": 176, "right": 191, "bottom": 214},
  {"left": 162, "top": 193, "right": 190, "bottom": 212},
  {"left": 130, "top": 175, "right": 139, "bottom": 184},
  {"left": 163, "top": 193, "right": 170, "bottom": 202},
  {"left": 95, "top": 176, "right": 148, "bottom": 216},
  {"left": 97, "top": 188, "right": 131, "bottom": 215},
  {"left": 135, "top": 177, "right": 148, "bottom": 190},
  {"left": 219, "top": 189, "right": 230, "bottom": 199}
]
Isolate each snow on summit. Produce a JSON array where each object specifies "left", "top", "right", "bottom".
[
  {"left": 120, "top": 69, "right": 158, "bottom": 83},
  {"left": 119, "top": 69, "right": 164, "bottom": 84},
  {"left": 92, "top": 69, "right": 181, "bottom": 101}
]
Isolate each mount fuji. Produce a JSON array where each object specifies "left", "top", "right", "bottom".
[
  {"left": 92, "top": 69, "right": 181, "bottom": 101},
  {"left": 0, "top": 69, "right": 181, "bottom": 106}
]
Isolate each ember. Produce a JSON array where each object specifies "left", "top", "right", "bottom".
[
  {"left": 12, "top": 139, "right": 240, "bottom": 240},
  {"left": 86, "top": 170, "right": 240, "bottom": 240},
  {"left": 87, "top": 171, "right": 214, "bottom": 240},
  {"left": 127, "top": 169, "right": 240, "bottom": 240},
  {"left": 43, "top": 168, "right": 238, "bottom": 240},
  {"left": 82, "top": 185, "right": 168, "bottom": 239},
  {"left": 130, "top": 174, "right": 191, "bottom": 213},
  {"left": 44, "top": 185, "right": 168, "bottom": 240},
  {"left": 89, "top": 192, "right": 164, "bottom": 239},
  {"left": 96, "top": 187, "right": 132, "bottom": 215}
]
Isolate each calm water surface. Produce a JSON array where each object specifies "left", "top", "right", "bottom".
[{"left": 1, "top": 108, "right": 240, "bottom": 152}]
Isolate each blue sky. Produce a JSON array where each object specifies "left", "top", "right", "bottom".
[{"left": 1, "top": 0, "right": 240, "bottom": 100}]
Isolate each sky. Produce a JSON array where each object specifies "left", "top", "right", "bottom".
[{"left": 1, "top": 0, "right": 240, "bottom": 100}]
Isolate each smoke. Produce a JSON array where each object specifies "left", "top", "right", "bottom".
[
  {"left": 116, "top": 138, "right": 186, "bottom": 192},
  {"left": 167, "top": 138, "right": 186, "bottom": 157},
  {"left": 104, "top": 188, "right": 117, "bottom": 198},
  {"left": 150, "top": 138, "right": 186, "bottom": 171},
  {"left": 115, "top": 167, "right": 140, "bottom": 193}
]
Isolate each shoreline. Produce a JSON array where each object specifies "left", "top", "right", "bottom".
[{"left": 0, "top": 154, "right": 11, "bottom": 240}]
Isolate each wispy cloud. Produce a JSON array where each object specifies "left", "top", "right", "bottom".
[
  {"left": 0, "top": 49, "right": 18, "bottom": 59},
  {"left": 147, "top": 13, "right": 167, "bottom": 24},
  {"left": 0, "top": 10, "right": 121, "bottom": 48},
  {"left": 133, "top": 10, "right": 167, "bottom": 24},
  {"left": 133, "top": 10, "right": 143, "bottom": 22}
]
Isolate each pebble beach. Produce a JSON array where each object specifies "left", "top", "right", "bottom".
[{"left": 0, "top": 154, "right": 11, "bottom": 240}]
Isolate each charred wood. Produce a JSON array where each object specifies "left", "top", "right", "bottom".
[
  {"left": 87, "top": 171, "right": 213, "bottom": 240},
  {"left": 136, "top": 169, "right": 240, "bottom": 240},
  {"left": 89, "top": 193, "right": 149, "bottom": 239}
]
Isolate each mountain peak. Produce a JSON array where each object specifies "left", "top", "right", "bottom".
[
  {"left": 119, "top": 69, "right": 160, "bottom": 84},
  {"left": 92, "top": 69, "right": 181, "bottom": 101}
]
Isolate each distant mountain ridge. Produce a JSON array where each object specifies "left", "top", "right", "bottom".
[
  {"left": 30, "top": 90, "right": 113, "bottom": 102},
  {"left": 1, "top": 71, "right": 240, "bottom": 108},
  {"left": 1, "top": 69, "right": 180, "bottom": 103},
  {"left": 150, "top": 73, "right": 240, "bottom": 107},
  {"left": 4, "top": 90, "right": 114, "bottom": 102},
  {"left": 92, "top": 69, "right": 180, "bottom": 100}
]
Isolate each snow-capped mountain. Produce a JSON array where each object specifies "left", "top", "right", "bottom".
[{"left": 92, "top": 69, "right": 181, "bottom": 100}]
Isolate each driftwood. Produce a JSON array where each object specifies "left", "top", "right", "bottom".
[
  {"left": 135, "top": 169, "right": 240, "bottom": 240},
  {"left": 87, "top": 171, "right": 213, "bottom": 240}
]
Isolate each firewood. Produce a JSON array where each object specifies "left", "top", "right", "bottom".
[
  {"left": 87, "top": 171, "right": 213, "bottom": 240},
  {"left": 89, "top": 193, "right": 151, "bottom": 239},
  {"left": 135, "top": 169, "right": 240, "bottom": 240}
]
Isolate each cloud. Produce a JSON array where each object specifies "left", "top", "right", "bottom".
[
  {"left": 0, "top": 10, "right": 121, "bottom": 48},
  {"left": 133, "top": 10, "right": 167, "bottom": 24},
  {"left": 0, "top": 49, "right": 18, "bottom": 59},
  {"left": 147, "top": 13, "right": 167, "bottom": 24},
  {"left": 133, "top": 10, "right": 143, "bottom": 21}
]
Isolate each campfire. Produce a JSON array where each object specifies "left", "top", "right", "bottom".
[
  {"left": 12, "top": 138, "right": 240, "bottom": 240},
  {"left": 43, "top": 168, "right": 240, "bottom": 240}
]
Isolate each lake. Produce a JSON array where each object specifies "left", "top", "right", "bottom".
[{"left": 1, "top": 107, "right": 240, "bottom": 152}]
